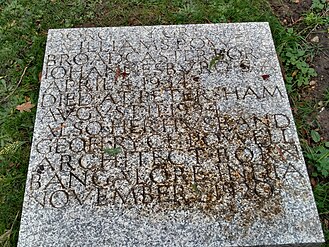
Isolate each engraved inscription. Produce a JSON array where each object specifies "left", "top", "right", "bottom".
[{"left": 30, "top": 26, "right": 301, "bottom": 218}]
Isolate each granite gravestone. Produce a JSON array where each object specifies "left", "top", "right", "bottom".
[{"left": 18, "top": 23, "right": 324, "bottom": 246}]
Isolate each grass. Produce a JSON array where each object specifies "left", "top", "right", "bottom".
[
  {"left": 314, "top": 182, "right": 329, "bottom": 242},
  {"left": 0, "top": 0, "right": 328, "bottom": 246}
]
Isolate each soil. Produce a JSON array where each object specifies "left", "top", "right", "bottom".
[
  {"left": 270, "top": 0, "right": 313, "bottom": 26},
  {"left": 270, "top": 0, "right": 329, "bottom": 141},
  {"left": 311, "top": 28, "right": 329, "bottom": 141}
]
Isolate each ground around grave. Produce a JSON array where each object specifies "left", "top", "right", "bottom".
[
  {"left": 269, "top": 0, "right": 329, "bottom": 243},
  {"left": 270, "top": 0, "right": 329, "bottom": 140},
  {"left": 0, "top": 0, "right": 328, "bottom": 246}
]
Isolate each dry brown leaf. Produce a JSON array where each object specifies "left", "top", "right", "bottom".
[
  {"left": 261, "top": 74, "right": 270, "bottom": 80},
  {"left": 38, "top": 72, "right": 42, "bottom": 82},
  {"left": 16, "top": 101, "right": 35, "bottom": 112},
  {"left": 310, "top": 177, "right": 317, "bottom": 187},
  {"left": 292, "top": 70, "right": 298, "bottom": 77}
]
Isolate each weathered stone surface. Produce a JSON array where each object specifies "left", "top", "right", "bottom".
[{"left": 18, "top": 23, "right": 324, "bottom": 246}]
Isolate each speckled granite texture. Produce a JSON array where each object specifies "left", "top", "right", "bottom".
[{"left": 18, "top": 23, "right": 324, "bottom": 247}]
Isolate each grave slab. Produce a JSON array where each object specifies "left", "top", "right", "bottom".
[{"left": 18, "top": 23, "right": 324, "bottom": 246}]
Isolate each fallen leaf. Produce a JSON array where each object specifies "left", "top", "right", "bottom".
[
  {"left": 16, "top": 101, "right": 35, "bottom": 112},
  {"left": 15, "top": 64, "right": 21, "bottom": 71},
  {"left": 38, "top": 72, "right": 42, "bottom": 82},
  {"left": 292, "top": 70, "right": 298, "bottom": 77},
  {"left": 311, "top": 129, "right": 321, "bottom": 143},
  {"left": 310, "top": 177, "right": 317, "bottom": 187},
  {"left": 261, "top": 74, "right": 270, "bottom": 80},
  {"left": 104, "top": 147, "right": 122, "bottom": 156},
  {"left": 9, "top": 163, "right": 20, "bottom": 169},
  {"left": 24, "top": 96, "right": 30, "bottom": 102},
  {"left": 323, "top": 218, "right": 329, "bottom": 229},
  {"left": 209, "top": 54, "right": 224, "bottom": 69},
  {"left": 293, "top": 0, "right": 300, "bottom": 3}
]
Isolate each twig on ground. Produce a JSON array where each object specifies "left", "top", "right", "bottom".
[
  {"left": 0, "top": 63, "right": 30, "bottom": 104},
  {"left": 0, "top": 211, "right": 19, "bottom": 246}
]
